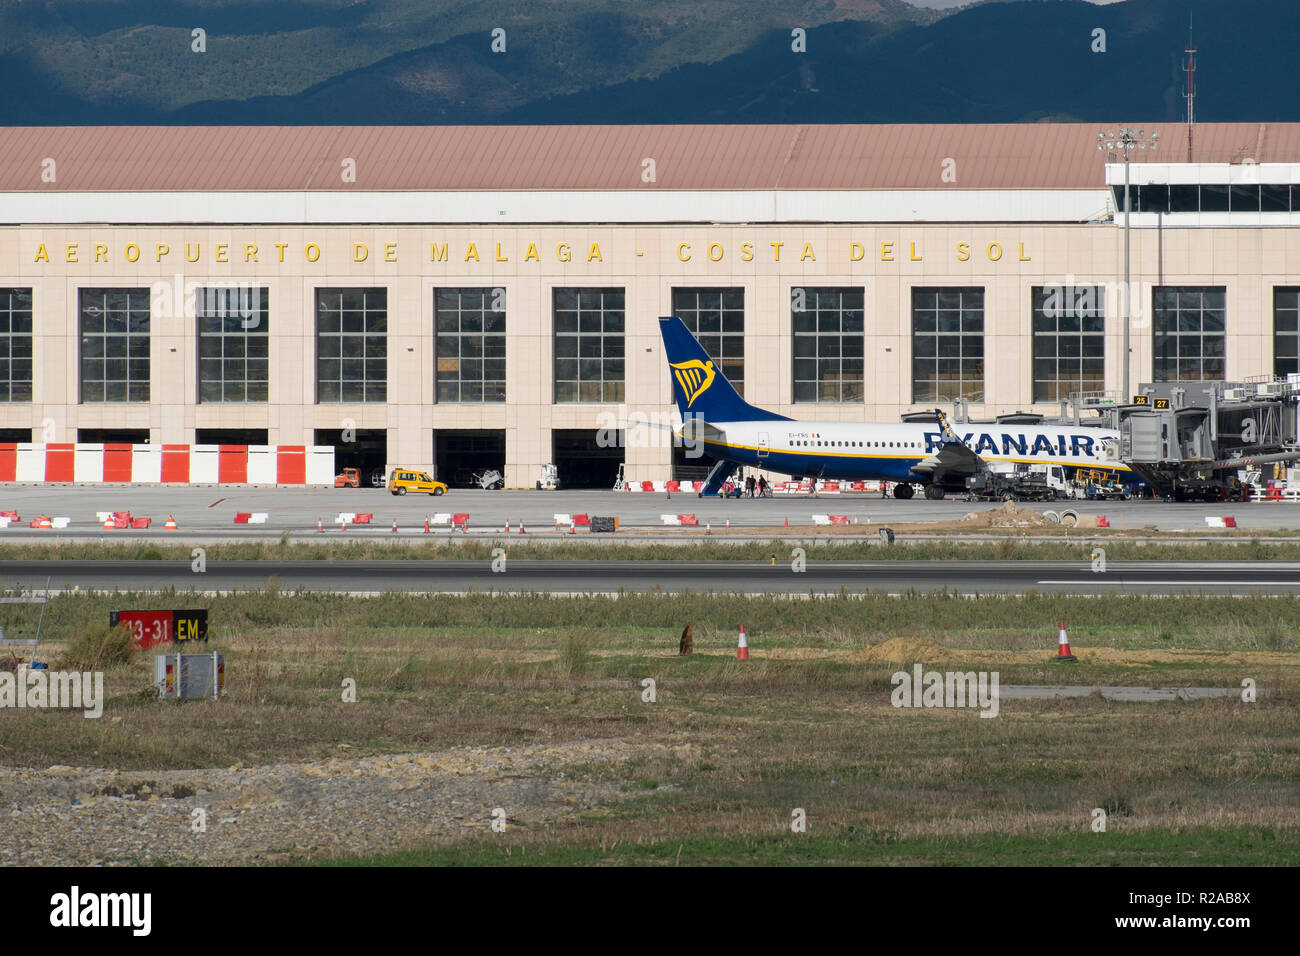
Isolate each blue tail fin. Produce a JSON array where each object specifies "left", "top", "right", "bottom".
[{"left": 658, "top": 316, "right": 789, "bottom": 423}]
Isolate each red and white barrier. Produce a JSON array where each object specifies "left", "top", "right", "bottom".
[
  {"left": 1205, "top": 516, "right": 1238, "bottom": 528},
  {"left": 0, "top": 443, "right": 334, "bottom": 486},
  {"left": 812, "top": 514, "right": 850, "bottom": 525},
  {"left": 554, "top": 513, "right": 591, "bottom": 527},
  {"left": 660, "top": 514, "right": 701, "bottom": 526},
  {"left": 234, "top": 512, "right": 269, "bottom": 524}
]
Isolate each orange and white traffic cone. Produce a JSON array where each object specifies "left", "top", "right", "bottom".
[
  {"left": 103, "top": 515, "right": 115, "bottom": 530},
  {"left": 504, "top": 519, "right": 511, "bottom": 533},
  {"left": 784, "top": 515, "right": 788, "bottom": 528},
  {"left": 736, "top": 625, "right": 750, "bottom": 661},
  {"left": 424, "top": 514, "right": 431, "bottom": 534},
  {"left": 164, "top": 515, "right": 178, "bottom": 530},
  {"left": 1053, "top": 620, "right": 1077, "bottom": 662},
  {"left": 519, "top": 520, "right": 526, "bottom": 534},
  {"left": 317, "top": 516, "right": 324, "bottom": 533},
  {"left": 392, "top": 517, "right": 398, "bottom": 534},
  {"left": 725, "top": 517, "right": 730, "bottom": 529},
  {"left": 569, "top": 518, "right": 576, "bottom": 535},
  {"left": 705, "top": 520, "right": 711, "bottom": 535}
]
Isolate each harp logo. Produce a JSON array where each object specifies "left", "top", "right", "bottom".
[{"left": 671, "top": 359, "right": 716, "bottom": 409}]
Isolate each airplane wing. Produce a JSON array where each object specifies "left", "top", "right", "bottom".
[{"left": 909, "top": 408, "right": 985, "bottom": 477}]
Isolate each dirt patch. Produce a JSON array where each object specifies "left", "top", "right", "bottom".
[{"left": 860, "top": 637, "right": 950, "bottom": 663}]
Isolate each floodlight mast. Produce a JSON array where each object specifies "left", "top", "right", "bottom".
[{"left": 1098, "top": 127, "right": 1158, "bottom": 399}]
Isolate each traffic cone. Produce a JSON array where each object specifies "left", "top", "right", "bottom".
[
  {"left": 784, "top": 515, "right": 788, "bottom": 528},
  {"left": 705, "top": 520, "right": 711, "bottom": 535},
  {"left": 103, "top": 515, "right": 115, "bottom": 530},
  {"left": 392, "top": 517, "right": 398, "bottom": 534},
  {"left": 38, "top": 515, "right": 52, "bottom": 529},
  {"left": 504, "top": 519, "right": 511, "bottom": 533},
  {"left": 1053, "top": 620, "right": 1077, "bottom": 663},
  {"left": 1096, "top": 515, "right": 1109, "bottom": 528},
  {"left": 736, "top": 625, "right": 750, "bottom": 661},
  {"left": 318, "top": 516, "right": 324, "bottom": 533},
  {"left": 569, "top": 518, "right": 576, "bottom": 535},
  {"left": 164, "top": 515, "right": 178, "bottom": 530},
  {"left": 424, "top": 514, "right": 431, "bottom": 534},
  {"left": 725, "top": 517, "right": 730, "bottom": 529}
]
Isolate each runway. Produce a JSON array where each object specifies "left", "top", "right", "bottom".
[
  {"left": 4, "top": 559, "right": 1298, "bottom": 595},
  {"left": 0, "top": 487, "right": 1296, "bottom": 538}
]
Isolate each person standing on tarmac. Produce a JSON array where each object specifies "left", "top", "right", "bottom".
[
  {"left": 746, "top": 475, "right": 755, "bottom": 498},
  {"left": 880, "top": 480, "right": 890, "bottom": 498},
  {"left": 758, "top": 475, "right": 768, "bottom": 497}
]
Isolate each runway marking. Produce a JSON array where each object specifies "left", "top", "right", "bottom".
[{"left": 1037, "top": 579, "right": 1297, "bottom": 586}]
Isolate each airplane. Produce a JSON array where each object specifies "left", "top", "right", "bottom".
[{"left": 657, "top": 315, "right": 1127, "bottom": 498}]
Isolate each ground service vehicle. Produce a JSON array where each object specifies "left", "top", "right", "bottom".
[
  {"left": 334, "top": 467, "right": 361, "bottom": 488},
  {"left": 388, "top": 469, "right": 447, "bottom": 496}
]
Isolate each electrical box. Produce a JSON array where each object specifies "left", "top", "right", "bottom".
[
  {"left": 154, "top": 652, "right": 225, "bottom": 699},
  {"left": 1223, "top": 387, "right": 1249, "bottom": 401}
]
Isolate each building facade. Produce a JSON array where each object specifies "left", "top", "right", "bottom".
[{"left": 3, "top": 124, "right": 1300, "bottom": 486}]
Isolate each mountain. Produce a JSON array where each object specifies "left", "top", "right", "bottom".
[{"left": 0, "top": 0, "right": 1296, "bottom": 125}]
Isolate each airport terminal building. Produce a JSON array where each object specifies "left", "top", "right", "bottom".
[{"left": 3, "top": 122, "right": 1300, "bottom": 487}]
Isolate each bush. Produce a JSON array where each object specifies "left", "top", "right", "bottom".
[{"left": 57, "top": 623, "right": 136, "bottom": 671}]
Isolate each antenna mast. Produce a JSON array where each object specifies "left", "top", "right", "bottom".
[{"left": 1183, "top": 14, "right": 1197, "bottom": 162}]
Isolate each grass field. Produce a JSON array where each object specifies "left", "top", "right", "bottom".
[
  {"left": 4, "top": 535, "right": 1300, "bottom": 563},
  {"left": 2, "top": 589, "right": 1296, "bottom": 865}
]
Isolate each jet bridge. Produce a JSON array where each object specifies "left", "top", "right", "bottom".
[{"left": 1099, "top": 379, "right": 1300, "bottom": 498}]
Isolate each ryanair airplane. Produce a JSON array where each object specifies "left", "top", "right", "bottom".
[{"left": 659, "top": 315, "right": 1126, "bottom": 499}]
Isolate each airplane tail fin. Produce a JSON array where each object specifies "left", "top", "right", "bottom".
[{"left": 658, "top": 316, "right": 789, "bottom": 423}]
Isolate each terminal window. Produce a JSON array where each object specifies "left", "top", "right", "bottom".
[
  {"left": 197, "top": 286, "right": 269, "bottom": 403},
  {"left": 553, "top": 288, "right": 624, "bottom": 403},
  {"left": 79, "top": 288, "right": 150, "bottom": 403},
  {"left": 1153, "top": 286, "right": 1226, "bottom": 381},
  {"left": 1032, "top": 285, "right": 1105, "bottom": 402},
  {"left": 1274, "top": 288, "right": 1300, "bottom": 377},
  {"left": 672, "top": 288, "right": 745, "bottom": 398},
  {"left": 435, "top": 288, "right": 506, "bottom": 402},
  {"left": 792, "top": 287, "right": 865, "bottom": 403},
  {"left": 0, "top": 288, "right": 32, "bottom": 403},
  {"left": 316, "top": 288, "right": 387, "bottom": 403},
  {"left": 912, "top": 287, "right": 984, "bottom": 403}
]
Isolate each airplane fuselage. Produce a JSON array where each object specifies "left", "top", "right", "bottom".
[{"left": 691, "top": 420, "right": 1126, "bottom": 483}]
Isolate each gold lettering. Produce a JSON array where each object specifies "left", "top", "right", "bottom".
[
  {"left": 524, "top": 242, "right": 540, "bottom": 262},
  {"left": 430, "top": 242, "right": 448, "bottom": 262},
  {"left": 956, "top": 241, "right": 970, "bottom": 262},
  {"left": 909, "top": 242, "right": 922, "bottom": 262},
  {"left": 740, "top": 241, "right": 754, "bottom": 262},
  {"left": 987, "top": 241, "right": 1003, "bottom": 262},
  {"left": 770, "top": 241, "right": 784, "bottom": 261},
  {"left": 95, "top": 243, "right": 108, "bottom": 263},
  {"left": 186, "top": 243, "right": 201, "bottom": 263},
  {"left": 799, "top": 242, "right": 815, "bottom": 262},
  {"left": 215, "top": 242, "right": 228, "bottom": 263},
  {"left": 587, "top": 242, "right": 602, "bottom": 262},
  {"left": 880, "top": 242, "right": 894, "bottom": 262},
  {"left": 384, "top": 242, "right": 397, "bottom": 262},
  {"left": 557, "top": 243, "right": 571, "bottom": 263},
  {"left": 275, "top": 242, "right": 289, "bottom": 262},
  {"left": 125, "top": 243, "right": 140, "bottom": 263},
  {"left": 1018, "top": 242, "right": 1030, "bottom": 262},
  {"left": 305, "top": 243, "right": 320, "bottom": 262},
  {"left": 465, "top": 242, "right": 480, "bottom": 262},
  {"left": 353, "top": 242, "right": 368, "bottom": 262},
  {"left": 33, "top": 243, "right": 49, "bottom": 263},
  {"left": 850, "top": 241, "right": 864, "bottom": 262},
  {"left": 495, "top": 242, "right": 508, "bottom": 262},
  {"left": 244, "top": 243, "right": 258, "bottom": 263},
  {"left": 65, "top": 242, "right": 78, "bottom": 263},
  {"left": 677, "top": 242, "right": 691, "bottom": 262},
  {"left": 154, "top": 243, "right": 169, "bottom": 262},
  {"left": 708, "top": 242, "right": 723, "bottom": 262}
]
